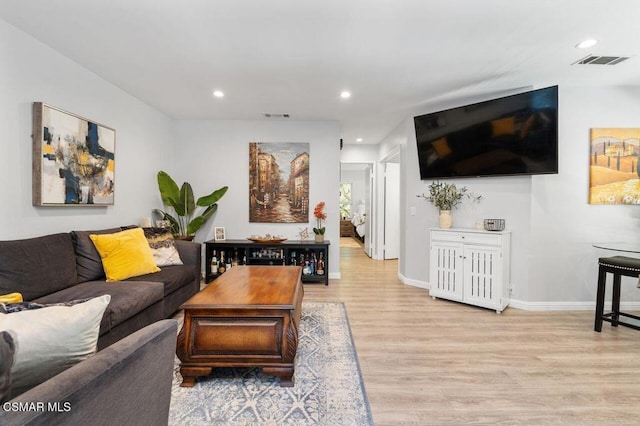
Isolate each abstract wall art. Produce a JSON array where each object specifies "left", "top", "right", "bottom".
[
  {"left": 249, "top": 142, "right": 309, "bottom": 223},
  {"left": 32, "top": 102, "right": 115, "bottom": 206},
  {"left": 589, "top": 128, "right": 640, "bottom": 205}
]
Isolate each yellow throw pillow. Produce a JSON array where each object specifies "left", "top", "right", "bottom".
[
  {"left": 89, "top": 228, "right": 160, "bottom": 282},
  {"left": 0, "top": 293, "right": 23, "bottom": 303}
]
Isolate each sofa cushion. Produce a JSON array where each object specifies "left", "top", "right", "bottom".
[
  {"left": 0, "top": 331, "right": 15, "bottom": 403},
  {"left": 0, "top": 295, "right": 110, "bottom": 399},
  {"left": 0, "top": 233, "right": 78, "bottom": 300},
  {"left": 33, "top": 280, "right": 164, "bottom": 335},
  {"left": 125, "top": 264, "right": 198, "bottom": 297},
  {"left": 90, "top": 228, "right": 161, "bottom": 282},
  {"left": 71, "top": 227, "right": 123, "bottom": 283}
]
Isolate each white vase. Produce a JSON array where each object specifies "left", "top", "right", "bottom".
[{"left": 439, "top": 210, "right": 453, "bottom": 229}]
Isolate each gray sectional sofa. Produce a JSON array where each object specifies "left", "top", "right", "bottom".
[
  {"left": 0, "top": 226, "right": 200, "bottom": 350},
  {"left": 0, "top": 227, "right": 200, "bottom": 423},
  {"left": 0, "top": 319, "right": 178, "bottom": 426}
]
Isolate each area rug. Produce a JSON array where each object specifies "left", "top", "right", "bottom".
[{"left": 169, "top": 302, "right": 373, "bottom": 425}]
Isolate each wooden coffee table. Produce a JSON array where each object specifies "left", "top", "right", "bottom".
[{"left": 176, "top": 265, "right": 304, "bottom": 387}]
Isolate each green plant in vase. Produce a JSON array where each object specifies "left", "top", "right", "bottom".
[
  {"left": 418, "top": 181, "right": 481, "bottom": 229},
  {"left": 154, "top": 171, "right": 228, "bottom": 239}
]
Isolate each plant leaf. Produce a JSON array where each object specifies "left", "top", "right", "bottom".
[
  {"left": 180, "top": 182, "right": 195, "bottom": 215},
  {"left": 157, "top": 171, "right": 180, "bottom": 207},
  {"left": 187, "top": 216, "right": 205, "bottom": 235},
  {"left": 197, "top": 186, "right": 229, "bottom": 207},
  {"left": 200, "top": 203, "right": 218, "bottom": 221}
]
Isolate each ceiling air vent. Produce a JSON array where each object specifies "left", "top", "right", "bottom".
[
  {"left": 263, "top": 113, "right": 290, "bottom": 118},
  {"left": 573, "top": 55, "right": 629, "bottom": 65}
]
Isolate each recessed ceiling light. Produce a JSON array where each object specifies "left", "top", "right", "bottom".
[
  {"left": 340, "top": 91, "right": 351, "bottom": 99},
  {"left": 213, "top": 90, "right": 224, "bottom": 98},
  {"left": 356, "top": 138, "right": 363, "bottom": 142},
  {"left": 576, "top": 39, "right": 598, "bottom": 49}
]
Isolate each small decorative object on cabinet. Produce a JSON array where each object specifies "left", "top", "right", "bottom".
[
  {"left": 429, "top": 228, "right": 510, "bottom": 313},
  {"left": 204, "top": 239, "right": 330, "bottom": 285}
]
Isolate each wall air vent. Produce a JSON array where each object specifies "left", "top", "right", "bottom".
[
  {"left": 263, "top": 113, "right": 290, "bottom": 118},
  {"left": 573, "top": 55, "right": 629, "bottom": 65}
]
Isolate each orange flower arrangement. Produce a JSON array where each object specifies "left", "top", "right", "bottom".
[{"left": 313, "top": 201, "right": 327, "bottom": 235}]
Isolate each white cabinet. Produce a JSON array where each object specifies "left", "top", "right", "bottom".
[{"left": 429, "top": 228, "right": 511, "bottom": 313}]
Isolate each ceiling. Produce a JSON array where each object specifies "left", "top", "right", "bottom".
[{"left": 1, "top": 0, "right": 639, "bottom": 145}]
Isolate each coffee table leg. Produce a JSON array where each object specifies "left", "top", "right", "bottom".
[
  {"left": 179, "top": 366, "right": 213, "bottom": 387},
  {"left": 263, "top": 366, "right": 295, "bottom": 387}
]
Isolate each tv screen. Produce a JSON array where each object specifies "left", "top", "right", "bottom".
[{"left": 414, "top": 86, "right": 558, "bottom": 179}]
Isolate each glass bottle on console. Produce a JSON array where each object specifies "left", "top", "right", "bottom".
[
  {"left": 218, "top": 251, "right": 226, "bottom": 274},
  {"left": 317, "top": 252, "right": 325, "bottom": 275}
]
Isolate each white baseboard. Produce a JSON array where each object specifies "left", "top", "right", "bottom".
[
  {"left": 398, "top": 272, "right": 429, "bottom": 290},
  {"left": 394, "top": 276, "right": 640, "bottom": 311},
  {"left": 509, "top": 299, "right": 640, "bottom": 311},
  {"left": 329, "top": 272, "right": 341, "bottom": 280}
]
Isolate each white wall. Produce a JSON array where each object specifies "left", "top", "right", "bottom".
[
  {"left": 0, "top": 18, "right": 174, "bottom": 239},
  {"left": 172, "top": 119, "right": 342, "bottom": 277},
  {"left": 394, "top": 85, "right": 640, "bottom": 308},
  {"left": 526, "top": 86, "right": 640, "bottom": 307}
]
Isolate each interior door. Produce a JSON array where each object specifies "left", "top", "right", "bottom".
[
  {"left": 364, "top": 165, "right": 373, "bottom": 257},
  {"left": 383, "top": 162, "right": 400, "bottom": 259}
]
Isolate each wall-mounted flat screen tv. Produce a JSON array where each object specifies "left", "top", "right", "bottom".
[{"left": 414, "top": 85, "right": 558, "bottom": 179}]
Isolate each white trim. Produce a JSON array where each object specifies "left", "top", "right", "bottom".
[
  {"left": 329, "top": 272, "right": 341, "bottom": 280},
  {"left": 398, "top": 272, "right": 429, "bottom": 290},
  {"left": 395, "top": 278, "right": 640, "bottom": 311},
  {"left": 508, "top": 299, "right": 640, "bottom": 311}
]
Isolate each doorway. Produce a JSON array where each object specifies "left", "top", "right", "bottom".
[
  {"left": 339, "top": 162, "right": 374, "bottom": 257},
  {"left": 381, "top": 149, "right": 400, "bottom": 260}
]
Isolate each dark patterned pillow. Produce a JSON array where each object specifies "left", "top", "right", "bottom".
[
  {"left": 0, "top": 298, "right": 93, "bottom": 314},
  {"left": 143, "top": 227, "right": 183, "bottom": 267}
]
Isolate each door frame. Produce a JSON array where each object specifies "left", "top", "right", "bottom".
[
  {"left": 339, "top": 161, "right": 375, "bottom": 257},
  {"left": 378, "top": 146, "right": 401, "bottom": 261}
]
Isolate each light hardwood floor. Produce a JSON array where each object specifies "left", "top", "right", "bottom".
[{"left": 303, "top": 238, "right": 640, "bottom": 425}]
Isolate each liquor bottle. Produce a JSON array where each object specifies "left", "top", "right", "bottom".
[
  {"left": 303, "top": 260, "right": 311, "bottom": 275},
  {"left": 242, "top": 255, "right": 247, "bottom": 265},
  {"left": 317, "top": 252, "right": 325, "bottom": 275},
  {"left": 290, "top": 251, "right": 297, "bottom": 265},
  {"left": 309, "top": 255, "right": 315, "bottom": 274},
  {"left": 211, "top": 250, "right": 218, "bottom": 275},
  {"left": 231, "top": 249, "right": 239, "bottom": 267},
  {"left": 218, "top": 252, "right": 226, "bottom": 274}
]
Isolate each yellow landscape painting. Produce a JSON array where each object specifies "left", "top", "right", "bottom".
[{"left": 589, "top": 128, "right": 640, "bottom": 204}]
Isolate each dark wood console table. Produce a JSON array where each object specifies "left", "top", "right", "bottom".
[{"left": 204, "top": 239, "right": 330, "bottom": 285}]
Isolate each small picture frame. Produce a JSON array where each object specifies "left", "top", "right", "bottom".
[{"left": 214, "top": 227, "right": 226, "bottom": 241}]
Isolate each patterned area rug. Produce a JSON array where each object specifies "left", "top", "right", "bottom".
[{"left": 169, "top": 302, "right": 373, "bottom": 425}]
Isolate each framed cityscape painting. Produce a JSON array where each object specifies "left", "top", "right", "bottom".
[
  {"left": 249, "top": 142, "right": 309, "bottom": 223},
  {"left": 32, "top": 102, "right": 115, "bottom": 206},
  {"left": 589, "top": 128, "right": 640, "bottom": 204}
]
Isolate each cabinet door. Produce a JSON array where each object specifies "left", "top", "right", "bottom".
[
  {"left": 429, "top": 242, "right": 463, "bottom": 301},
  {"left": 462, "top": 245, "right": 502, "bottom": 309}
]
